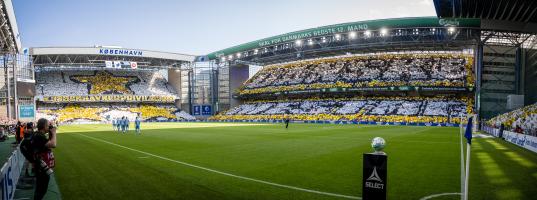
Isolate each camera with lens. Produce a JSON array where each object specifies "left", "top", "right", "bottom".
[{"left": 38, "top": 158, "right": 54, "bottom": 175}]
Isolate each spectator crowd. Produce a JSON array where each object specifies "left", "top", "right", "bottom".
[
  {"left": 211, "top": 96, "right": 473, "bottom": 124},
  {"left": 33, "top": 69, "right": 190, "bottom": 124},
  {"left": 487, "top": 103, "right": 537, "bottom": 136},
  {"left": 36, "top": 70, "right": 177, "bottom": 96},
  {"left": 37, "top": 103, "right": 195, "bottom": 124},
  {"left": 240, "top": 53, "right": 474, "bottom": 95}
]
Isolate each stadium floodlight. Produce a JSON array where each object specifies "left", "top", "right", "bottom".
[
  {"left": 349, "top": 31, "right": 357, "bottom": 39},
  {"left": 364, "top": 30, "right": 371, "bottom": 37},
  {"left": 335, "top": 34, "right": 341, "bottom": 40},
  {"left": 254, "top": 49, "right": 258, "bottom": 54},
  {"left": 236, "top": 53, "right": 241, "bottom": 57},
  {"left": 448, "top": 27, "right": 456, "bottom": 34},
  {"left": 321, "top": 37, "right": 327, "bottom": 43},
  {"left": 380, "top": 28, "right": 388, "bottom": 36},
  {"left": 228, "top": 55, "right": 233, "bottom": 59},
  {"left": 295, "top": 40, "right": 303, "bottom": 46},
  {"left": 431, "top": 28, "right": 436, "bottom": 32},
  {"left": 308, "top": 39, "right": 314, "bottom": 46}
]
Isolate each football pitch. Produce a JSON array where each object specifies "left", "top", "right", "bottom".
[{"left": 53, "top": 123, "right": 537, "bottom": 200}]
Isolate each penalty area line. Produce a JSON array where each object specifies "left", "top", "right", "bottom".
[{"left": 77, "top": 134, "right": 361, "bottom": 200}]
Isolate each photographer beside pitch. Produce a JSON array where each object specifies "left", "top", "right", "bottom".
[{"left": 21, "top": 118, "right": 57, "bottom": 200}]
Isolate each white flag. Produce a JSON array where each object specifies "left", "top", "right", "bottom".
[{"left": 114, "top": 61, "right": 122, "bottom": 68}]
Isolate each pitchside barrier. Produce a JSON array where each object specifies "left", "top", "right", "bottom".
[
  {"left": 0, "top": 147, "right": 25, "bottom": 200},
  {"left": 482, "top": 126, "right": 537, "bottom": 153}
]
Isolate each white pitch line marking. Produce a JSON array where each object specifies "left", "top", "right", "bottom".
[
  {"left": 77, "top": 134, "right": 362, "bottom": 200},
  {"left": 419, "top": 192, "right": 461, "bottom": 200}
]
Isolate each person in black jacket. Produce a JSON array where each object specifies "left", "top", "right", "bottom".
[
  {"left": 32, "top": 118, "right": 57, "bottom": 200},
  {"left": 284, "top": 115, "right": 290, "bottom": 129},
  {"left": 13, "top": 121, "right": 21, "bottom": 144}
]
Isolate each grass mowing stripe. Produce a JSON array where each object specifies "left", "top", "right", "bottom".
[{"left": 75, "top": 133, "right": 363, "bottom": 200}]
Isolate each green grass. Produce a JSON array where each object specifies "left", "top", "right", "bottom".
[{"left": 51, "top": 123, "right": 537, "bottom": 200}]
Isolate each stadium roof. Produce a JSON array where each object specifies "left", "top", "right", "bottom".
[
  {"left": 205, "top": 17, "right": 480, "bottom": 60},
  {"left": 434, "top": 0, "right": 537, "bottom": 22},
  {"left": 31, "top": 46, "right": 196, "bottom": 62},
  {"left": 31, "top": 47, "right": 196, "bottom": 70},
  {"left": 0, "top": 0, "right": 21, "bottom": 53},
  {"left": 434, "top": 0, "right": 537, "bottom": 32}
]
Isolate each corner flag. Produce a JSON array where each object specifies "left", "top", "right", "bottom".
[
  {"left": 463, "top": 116, "right": 473, "bottom": 200},
  {"left": 464, "top": 117, "right": 473, "bottom": 144}
]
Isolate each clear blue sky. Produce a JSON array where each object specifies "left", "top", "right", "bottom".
[{"left": 13, "top": 0, "right": 435, "bottom": 55}]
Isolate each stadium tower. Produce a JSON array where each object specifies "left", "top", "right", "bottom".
[
  {"left": 31, "top": 47, "right": 196, "bottom": 123},
  {"left": 433, "top": 0, "right": 537, "bottom": 119},
  {"left": 0, "top": 0, "right": 32, "bottom": 122}
]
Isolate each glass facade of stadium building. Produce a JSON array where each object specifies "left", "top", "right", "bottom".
[
  {"left": 184, "top": 60, "right": 256, "bottom": 117},
  {"left": 476, "top": 31, "right": 537, "bottom": 119},
  {"left": 0, "top": 53, "right": 35, "bottom": 121},
  {"left": 182, "top": 62, "right": 211, "bottom": 116},
  {"left": 525, "top": 49, "right": 537, "bottom": 105},
  {"left": 185, "top": 61, "right": 233, "bottom": 117}
]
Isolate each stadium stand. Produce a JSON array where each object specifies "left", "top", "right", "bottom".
[
  {"left": 211, "top": 96, "right": 473, "bottom": 124},
  {"left": 487, "top": 103, "right": 537, "bottom": 136},
  {"left": 240, "top": 53, "right": 473, "bottom": 95},
  {"left": 36, "top": 70, "right": 177, "bottom": 96},
  {"left": 35, "top": 69, "right": 195, "bottom": 123},
  {"left": 217, "top": 51, "right": 475, "bottom": 125},
  {"left": 0, "top": 117, "right": 17, "bottom": 126},
  {"left": 36, "top": 103, "right": 193, "bottom": 123}
]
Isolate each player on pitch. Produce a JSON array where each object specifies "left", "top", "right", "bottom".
[
  {"left": 135, "top": 115, "right": 141, "bottom": 135},
  {"left": 284, "top": 114, "right": 290, "bottom": 129}
]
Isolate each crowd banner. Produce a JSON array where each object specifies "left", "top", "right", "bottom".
[
  {"left": 0, "top": 147, "right": 25, "bottom": 200},
  {"left": 43, "top": 95, "right": 176, "bottom": 103}
]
